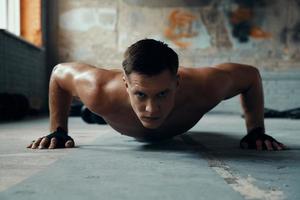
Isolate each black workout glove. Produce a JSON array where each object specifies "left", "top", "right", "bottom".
[
  {"left": 239, "top": 127, "right": 281, "bottom": 150},
  {"left": 45, "top": 127, "right": 74, "bottom": 148}
]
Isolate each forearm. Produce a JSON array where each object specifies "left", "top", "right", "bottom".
[
  {"left": 49, "top": 75, "right": 73, "bottom": 133},
  {"left": 240, "top": 70, "right": 265, "bottom": 133}
]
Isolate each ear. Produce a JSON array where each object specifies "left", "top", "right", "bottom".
[{"left": 122, "top": 75, "right": 128, "bottom": 89}]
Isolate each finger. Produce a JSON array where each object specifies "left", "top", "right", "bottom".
[
  {"left": 27, "top": 141, "right": 34, "bottom": 148},
  {"left": 264, "top": 140, "right": 273, "bottom": 151},
  {"left": 65, "top": 140, "right": 75, "bottom": 148},
  {"left": 279, "top": 143, "right": 288, "bottom": 150},
  {"left": 272, "top": 141, "right": 282, "bottom": 151},
  {"left": 256, "top": 140, "right": 263, "bottom": 150},
  {"left": 39, "top": 137, "right": 50, "bottom": 149},
  {"left": 48, "top": 138, "right": 57, "bottom": 149},
  {"left": 271, "top": 138, "right": 287, "bottom": 150},
  {"left": 31, "top": 138, "right": 43, "bottom": 149}
]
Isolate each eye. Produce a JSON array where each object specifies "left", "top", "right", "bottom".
[
  {"left": 158, "top": 91, "right": 168, "bottom": 98},
  {"left": 135, "top": 92, "right": 146, "bottom": 98}
]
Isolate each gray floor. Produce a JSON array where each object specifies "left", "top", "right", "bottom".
[{"left": 0, "top": 114, "right": 299, "bottom": 200}]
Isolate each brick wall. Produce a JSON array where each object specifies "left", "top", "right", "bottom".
[{"left": 0, "top": 29, "right": 47, "bottom": 110}]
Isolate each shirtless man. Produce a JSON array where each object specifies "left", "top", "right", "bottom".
[{"left": 27, "top": 39, "right": 285, "bottom": 151}]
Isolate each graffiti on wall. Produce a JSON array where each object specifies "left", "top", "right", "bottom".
[
  {"left": 164, "top": 9, "right": 198, "bottom": 48},
  {"left": 229, "top": 0, "right": 271, "bottom": 43},
  {"left": 199, "top": 7, "right": 232, "bottom": 48}
]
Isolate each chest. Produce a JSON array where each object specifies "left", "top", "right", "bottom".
[{"left": 102, "top": 103, "right": 203, "bottom": 139}]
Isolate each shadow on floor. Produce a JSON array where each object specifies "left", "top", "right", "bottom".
[{"left": 80, "top": 131, "right": 300, "bottom": 162}]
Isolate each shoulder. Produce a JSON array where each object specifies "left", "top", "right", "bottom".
[
  {"left": 66, "top": 62, "right": 120, "bottom": 89},
  {"left": 83, "top": 68, "right": 126, "bottom": 114},
  {"left": 179, "top": 66, "right": 231, "bottom": 91},
  {"left": 56, "top": 62, "right": 124, "bottom": 113},
  {"left": 185, "top": 63, "right": 260, "bottom": 100},
  {"left": 179, "top": 66, "right": 232, "bottom": 105},
  {"left": 53, "top": 62, "right": 113, "bottom": 85},
  {"left": 179, "top": 65, "right": 229, "bottom": 79}
]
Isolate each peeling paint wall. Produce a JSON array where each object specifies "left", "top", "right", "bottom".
[
  {"left": 57, "top": 0, "right": 121, "bottom": 67},
  {"left": 57, "top": 0, "right": 300, "bottom": 71}
]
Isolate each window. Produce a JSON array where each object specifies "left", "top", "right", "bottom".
[
  {"left": 0, "top": 0, "right": 42, "bottom": 47},
  {"left": 0, "top": 0, "right": 20, "bottom": 36}
]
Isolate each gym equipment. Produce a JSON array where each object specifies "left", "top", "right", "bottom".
[
  {"left": 81, "top": 106, "right": 106, "bottom": 124},
  {"left": 241, "top": 107, "right": 300, "bottom": 119},
  {"left": 0, "top": 93, "right": 30, "bottom": 121},
  {"left": 69, "top": 101, "right": 83, "bottom": 116}
]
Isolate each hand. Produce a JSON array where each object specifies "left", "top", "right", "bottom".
[
  {"left": 240, "top": 127, "right": 286, "bottom": 151},
  {"left": 27, "top": 127, "right": 75, "bottom": 149}
]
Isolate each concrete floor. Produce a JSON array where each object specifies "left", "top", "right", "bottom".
[{"left": 0, "top": 114, "right": 299, "bottom": 200}]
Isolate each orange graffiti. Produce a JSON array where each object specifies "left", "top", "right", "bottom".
[
  {"left": 230, "top": 7, "right": 253, "bottom": 24},
  {"left": 250, "top": 26, "right": 271, "bottom": 39},
  {"left": 230, "top": 6, "right": 271, "bottom": 41},
  {"left": 164, "top": 9, "right": 198, "bottom": 48}
]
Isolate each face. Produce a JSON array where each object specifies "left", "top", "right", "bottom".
[{"left": 123, "top": 70, "right": 179, "bottom": 129}]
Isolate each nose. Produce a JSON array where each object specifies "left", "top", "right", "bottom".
[{"left": 145, "top": 100, "right": 160, "bottom": 114}]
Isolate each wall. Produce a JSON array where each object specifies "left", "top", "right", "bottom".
[
  {"left": 0, "top": 30, "right": 47, "bottom": 110},
  {"left": 56, "top": 0, "right": 300, "bottom": 113}
]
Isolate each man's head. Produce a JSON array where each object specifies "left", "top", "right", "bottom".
[{"left": 122, "top": 39, "right": 179, "bottom": 129}]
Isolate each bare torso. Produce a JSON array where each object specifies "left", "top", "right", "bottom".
[
  {"left": 84, "top": 67, "right": 222, "bottom": 140},
  {"left": 29, "top": 62, "right": 286, "bottom": 151}
]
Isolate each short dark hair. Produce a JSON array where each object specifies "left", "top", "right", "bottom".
[{"left": 122, "top": 39, "right": 179, "bottom": 76}]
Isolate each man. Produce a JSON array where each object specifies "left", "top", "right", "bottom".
[{"left": 28, "top": 39, "right": 285, "bottom": 150}]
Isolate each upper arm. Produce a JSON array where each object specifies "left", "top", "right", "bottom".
[
  {"left": 206, "top": 63, "right": 261, "bottom": 101},
  {"left": 51, "top": 62, "right": 107, "bottom": 109}
]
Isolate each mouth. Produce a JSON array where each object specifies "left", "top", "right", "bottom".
[{"left": 141, "top": 116, "right": 160, "bottom": 122}]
